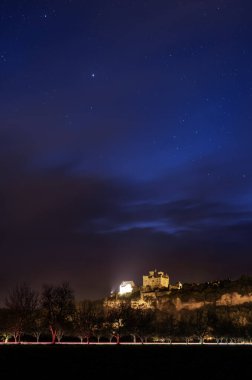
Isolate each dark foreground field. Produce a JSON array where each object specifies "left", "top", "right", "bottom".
[{"left": 0, "top": 345, "right": 251, "bottom": 379}]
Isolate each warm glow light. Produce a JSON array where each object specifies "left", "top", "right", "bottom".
[{"left": 119, "top": 281, "right": 134, "bottom": 295}]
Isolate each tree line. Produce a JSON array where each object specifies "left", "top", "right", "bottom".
[{"left": 1, "top": 282, "right": 252, "bottom": 344}]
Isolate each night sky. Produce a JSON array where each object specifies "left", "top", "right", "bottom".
[{"left": 1, "top": 0, "right": 252, "bottom": 300}]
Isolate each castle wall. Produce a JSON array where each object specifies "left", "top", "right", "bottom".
[{"left": 143, "top": 271, "right": 169, "bottom": 290}]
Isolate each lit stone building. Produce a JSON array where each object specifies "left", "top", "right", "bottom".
[
  {"left": 143, "top": 270, "right": 169, "bottom": 290},
  {"left": 119, "top": 281, "right": 135, "bottom": 295},
  {"left": 170, "top": 281, "right": 183, "bottom": 290},
  {"left": 104, "top": 269, "right": 182, "bottom": 310}
]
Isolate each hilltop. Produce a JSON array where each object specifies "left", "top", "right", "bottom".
[{"left": 105, "top": 273, "right": 252, "bottom": 311}]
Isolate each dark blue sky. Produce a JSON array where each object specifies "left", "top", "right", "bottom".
[{"left": 1, "top": 0, "right": 252, "bottom": 299}]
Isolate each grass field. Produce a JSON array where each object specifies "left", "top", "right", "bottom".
[{"left": 0, "top": 344, "right": 250, "bottom": 379}]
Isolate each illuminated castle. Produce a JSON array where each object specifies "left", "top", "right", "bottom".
[
  {"left": 142, "top": 269, "right": 169, "bottom": 291},
  {"left": 118, "top": 269, "right": 170, "bottom": 295},
  {"left": 104, "top": 269, "right": 181, "bottom": 310}
]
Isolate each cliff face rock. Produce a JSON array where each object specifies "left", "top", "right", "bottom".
[
  {"left": 216, "top": 292, "right": 252, "bottom": 306},
  {"left": 173, "top": 298, "right": 205, "bottom": 311},
  {"left": 172, "top": 292, "right": 252, "bottom": 311}
]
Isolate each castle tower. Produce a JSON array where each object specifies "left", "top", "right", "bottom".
[{"left": 143, "top": 269, "right": 169, "bottom": 290}]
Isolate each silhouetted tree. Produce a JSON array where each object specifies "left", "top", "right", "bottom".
[
  {"left": 5, "top": 283, "right": 38, "bottom": 342},
  {"left": 41, "top": 282, "right": 75, "bottom": 344},
  {"left": 106, "top": 302, "right": 131, "bottom": 343},
  {"left": 125, "top": 307, "right": 156, "bottom": 343},
  {"left": 191, "top": 307, "right": 210, "bottom": 343},
  {"left": 154, "top": 309, "right": 176, "bottom": 343},
  {"left": 74, "top": 300, "right": 101, "bottom": 343},
  {"left": 0, "top": 308, "right": 13, "bottom": 342},
  {"left": 31, "top": 308, "right": 46, "bottom": 342}
]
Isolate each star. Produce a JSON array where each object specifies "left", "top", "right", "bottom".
[
  {"left": 0, "top": 54, "right": 7, "bottom": 63},
  {"left": 91, "top": 73, "right": 95, "bottom": 78}
]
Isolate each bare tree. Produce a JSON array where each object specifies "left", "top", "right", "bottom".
[
  {"left": 125, "top": 308, "right": 155, "bottom": 343},
  {"left": 41, "top": 282, "right": 75, "bottom": 344},
  {"left": 192, "top": 308, "right": 210, "bottom": 343},
  {"left": 5, "top": 283, "right": 38, "bottom": 342},
  {"left": 0, "top": 308, "right": 12, "bottom": 342},
  {"left": 31, "top": 309, "right": 45, "bottom": 342},
  {"left": 74, "top": 300, "right": 103, "bottom": 343}
]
